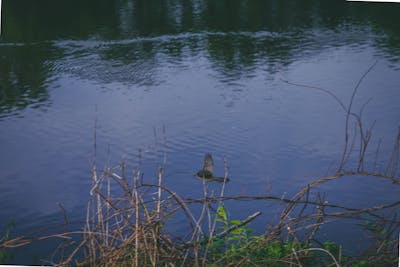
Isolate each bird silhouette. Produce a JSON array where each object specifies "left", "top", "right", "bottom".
[{"left": 195, "top": 153, "right": 229, "bottom": 182}]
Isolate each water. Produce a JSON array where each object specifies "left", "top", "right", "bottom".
[{"left": 1, "top": 0, "right": 400, "bottom": 264}]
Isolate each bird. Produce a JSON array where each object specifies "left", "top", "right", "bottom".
[{"left": 195, "top": 153, "right": 229, "bottom": 182}]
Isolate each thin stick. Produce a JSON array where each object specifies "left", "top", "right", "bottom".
[
  {"left": 338, "top": 61, "right": 378, "bottom": 172},
  {"left": 280, "top": 79, "right": 346, "bottom": 112},
  {"left": 202, "top": 158, "right": 230, "bottom": 266},
  {"left": 153, "top": 167, "right": 163, "bottom": 266},
  {"left": 386, "top": 127, "right": 400, "bottom": 178},
  {"left": 134, "top": 173, "right": 139, "bottom": 267},
  {"left": 214, "top": 211, "right": 261, "bottom": 239},
  {"left": 295, "top": 248, "right": 340, "bottom": 267},
  {"left": 291, "top": 248, "right": 303, "bottom": 267}
]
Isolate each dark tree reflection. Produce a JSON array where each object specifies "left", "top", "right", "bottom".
[{"left": 0, "top": 0, "right": 399, "bottom": 115}]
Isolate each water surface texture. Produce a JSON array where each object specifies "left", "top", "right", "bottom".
[{"left": 1, "top": 0, "right": 400, "bottom": 263}]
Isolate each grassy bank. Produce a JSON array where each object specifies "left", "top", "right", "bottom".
[
  {"left": 2, "top": 160, "right": 398, "bottom": 266},
  {"left": 72, "top": 163, "right": 400, "bottom": 266}
]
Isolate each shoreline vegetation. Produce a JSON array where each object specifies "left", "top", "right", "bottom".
[
  {"left": 67, "top": 162, "right": 400, "bottom": 266},
  {"left": 1, "top": 63, "right": 400, "bottom": 266},
  {"left": 1, "top": 155, "right": 398, "bottom": 266}
]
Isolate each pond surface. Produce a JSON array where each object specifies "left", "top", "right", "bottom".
[{"left": 1, "top": 0, "right": 400, "bottom": 264}]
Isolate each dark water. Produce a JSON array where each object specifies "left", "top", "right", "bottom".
[{"left": 1, "top": 0, "right": 400, "bottom": 264}]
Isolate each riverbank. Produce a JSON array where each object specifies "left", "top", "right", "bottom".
[{"left": 1, "top": 161, "right": 398, "bottom": 266}]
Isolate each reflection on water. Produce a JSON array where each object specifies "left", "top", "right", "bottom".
[
  {"left": 0, "top": 0, "right": 400, "bottom": 264},
  {"left": 0, "top": 44, "right": 52, "bottom": 117}
]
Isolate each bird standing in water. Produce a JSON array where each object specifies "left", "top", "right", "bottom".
[{"left": 195, "top": 153, "right": 229, "bottom": 182}]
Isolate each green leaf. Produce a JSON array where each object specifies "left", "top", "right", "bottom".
[
  {"left": 230, "top": 228, "right": 243, "bottom": 235},
  {"left": 216, "top": 205, "right": 228, "bottom": 224},
  {"left": 229, "top": 219, "right": 241, "bottom": 225}
]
